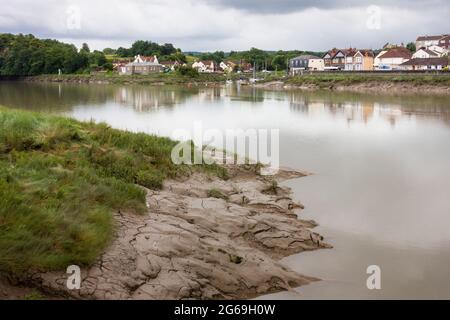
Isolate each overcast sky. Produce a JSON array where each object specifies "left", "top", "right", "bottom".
[{"left": 1, "top": 0, "right": 449, "bottom": 51}]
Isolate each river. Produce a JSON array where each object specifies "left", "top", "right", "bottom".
[{"left": 1, "top": 81, "right": 449, "bottom": 299}]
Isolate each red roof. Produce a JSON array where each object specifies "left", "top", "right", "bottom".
[
  {"left": 401, "top": 57, "right": 449, "bottom": 66},
  {"left": 140, "top": 56, "right": 157, "bottom": 63},
  {"left": 358, "top": 49, "right": 375, "bottom": 57},
  {"left": 378, "top": 47, "right": 412, "bottom": 59},
  {"left": 416, "top": 34, "right": 449, "bottom": 41}
]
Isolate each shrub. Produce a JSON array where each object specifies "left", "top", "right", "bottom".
[{"left": 176, "top": 65, "right": 199, "bottom": 77}]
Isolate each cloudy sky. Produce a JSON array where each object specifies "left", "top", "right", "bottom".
[{"left": 0, "top": 0, "right": 449, "bottom": 51}]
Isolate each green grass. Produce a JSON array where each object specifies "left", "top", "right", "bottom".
[
  {"left": 22, "top": 290, "right": 46, "bottom": 300},
  {"left": 0, "top": 107, "right": 227, "bottom": 275}
]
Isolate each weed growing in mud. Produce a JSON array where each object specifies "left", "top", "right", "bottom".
[
  {"left": 207, "top": 188, "right": 229, "bottom": 200},
  {"left": 262, "top": 180, "right": 279, "bottom": 195},
  {"left": 0, "top": 107, "right": 228, "bottom": 274}
]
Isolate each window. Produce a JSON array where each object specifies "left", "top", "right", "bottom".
[{"left": 356, "top": 57, "right": 362, "bottom": 63}]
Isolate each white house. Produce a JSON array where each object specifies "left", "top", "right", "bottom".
[
  {"left": 289, "top": 55, "right": 324, "bottom": 74},
  {"left": 416, "top": 35, "right": 449, "bottom": 51},
  {"left": 373, "top": 50, "right": 387, "bottom": 70},
  {"left": 427, "top": 45, "right": 448, "bottom": 56},
  {"left": 219, "top": 61, "right": 236, "bottom": 73},
  {"left": 133, "top": 55, "right": 159, "bottom": 64},
  {"left": 374, "top": 47, "right": 412, "bottom": 70},
  {"left": 400, "top": 57, "right": 448, "bottom": 71},
  {"left": 192, "top": 60, "right": 217, "bottom": 73},
  {"left": 120, "top": 55, "right": 163, "bottom": 75},
  {"left": 412, "top": 48, "right": 441, "bottom": 59}
]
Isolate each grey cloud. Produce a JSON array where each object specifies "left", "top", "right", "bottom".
[
  {"left": 0, "top": 0, "right": 448, "bottom": 51},
  {"left": 205, "top": 0, "right": 446, "bottom": 14}
]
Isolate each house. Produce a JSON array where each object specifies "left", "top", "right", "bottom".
[
  {"left": 374, "top": 47, "right": 412, "bottom": 70},
  {"left": 121, "top": 55, "right": 164, "bottom": 75},
  {"left": 219, "top": 61, "right": 237, "bottom": 73},
  {"left": 374, "top": 50, "right": 387, "bottom": 70},
  {"left": 344, "top": 49, "right": 375, "bottom": 71},
  {"left": 160, "top": 60, "right": 182, "bottom": 71},
  {"left": 412, "top": 48, "right": 441, "bottom": 59},
  {"left": 113, "top": 58, "right": 132, "bottom": 73},
  {"left": 133, "top": 54, "right": 159, "bottom": 64},
  {"left": 238, "top": 61, "right": 253, "bottom": 73},
  {"left": 192, "top": 60, "right": 218, "bottom": 73},
  {"left": 416, "top": 34, "right": 449, "bottom": 50},
  {"left": 399, "top": 57, "right": 449, "bottom": 71},
  {"left": 437, "top": 35, "right": 450, "bottom": 50},
  {"left": 323, "top": 49, "right": 347, "bottom": 70},
  {"left": 427, "top": 45, "right": 448, "bottom": 56},
  {"left": 289, "top": 55, "right": 324, "bottom": 74},
  {"left": 308, "top": 57, "right": 325, "bottom": 71}
]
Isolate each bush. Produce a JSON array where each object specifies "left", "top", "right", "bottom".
[{"left": 176, "top": 65, "right": 199, "bottom": 77}]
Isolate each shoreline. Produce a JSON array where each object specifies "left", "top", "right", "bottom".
[
  {"left": 1, "top": 164, "right": 330, "bottom": 300},
  {"left": 11, "top": 73, "right": 450, "bottom": 95},
  {"left": 254, "top": 80, "right": 450, "bottom": 95}
]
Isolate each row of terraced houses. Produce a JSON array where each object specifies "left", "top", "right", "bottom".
[{"left": 289, "top": 34, "right": 449, "bottom": 75}]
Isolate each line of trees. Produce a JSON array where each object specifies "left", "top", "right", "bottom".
[
  {"left": 114, "top": 40, "right": 187, "bottom": 63},
  {"left": 196, "top": 48, "right": 325, "bottom": 71},
  {"left": 0, "top": 34, "right": 110, "bottom": 76}
]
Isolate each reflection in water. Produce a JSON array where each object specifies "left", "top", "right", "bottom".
[
  {"left": 288, "top": 90, "right": 450, "bottom": 127},
  {"left": 1, "top": 81, "right": 450, "bottom": 299}
]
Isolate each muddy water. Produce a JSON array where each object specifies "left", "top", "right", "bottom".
[{"left": 1, "top": 81, "right": 449, "bottom": 299}]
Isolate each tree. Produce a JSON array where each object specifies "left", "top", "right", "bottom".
[
  {"left": 116, "top": 47, "right": 132, "bottom": 57},
  {"left": 271, "top": 55, "right": 287, "bottom": 71},
  {"left": 0, "top": 34, "right": 90, "bottom": 75},
  {"left": 103, "top": 48, "right": 116, "bottom": 55},
  {"left": 89, "top": 50, "right": 107, "bottom": 67},
  {"left": 406, "top": 42, "right": 416, "bottom": 53},
  {"left": 199, "top": 51, "right": 225, "bottom": 63},
  {"left": 81, "top": 43, "right": 90, "bottom": 54}
]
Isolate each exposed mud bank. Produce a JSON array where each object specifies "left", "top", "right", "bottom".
[
  {"left": 255, "top": 81, "right": 450, "bottom": 95},
  {"left": 2, "top": 165, "right": 330, "bottom": 300}
]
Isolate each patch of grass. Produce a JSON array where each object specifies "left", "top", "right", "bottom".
[
  {"left": 207, "top": 188, "right": 229, "bottom": 201},
  {"left": 22, "top": 290, "right": 45, "bottom": 300},
  {"left": 0, "top": 107, "right": 228, "bottom": 275}
]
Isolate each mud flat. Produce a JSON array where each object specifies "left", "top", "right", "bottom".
[
  {"left": 255, "top": 80, "right": 450, "bottom": 95},
  {"left": 8, "top": 165, "right": 329, "bottom": 300}
]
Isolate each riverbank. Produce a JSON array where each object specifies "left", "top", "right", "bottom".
[
  {"left": 256, "top": 73, "right": 450, "bottom": 94},
  {"left": 0, "top": 108, "right": 328, "bottom": 299},
  {"left": 22, "top": 73, "right": 231, "bottom": 87},
  {"left": 17, "top": 72, "right": 450, "bottom": 94}
]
